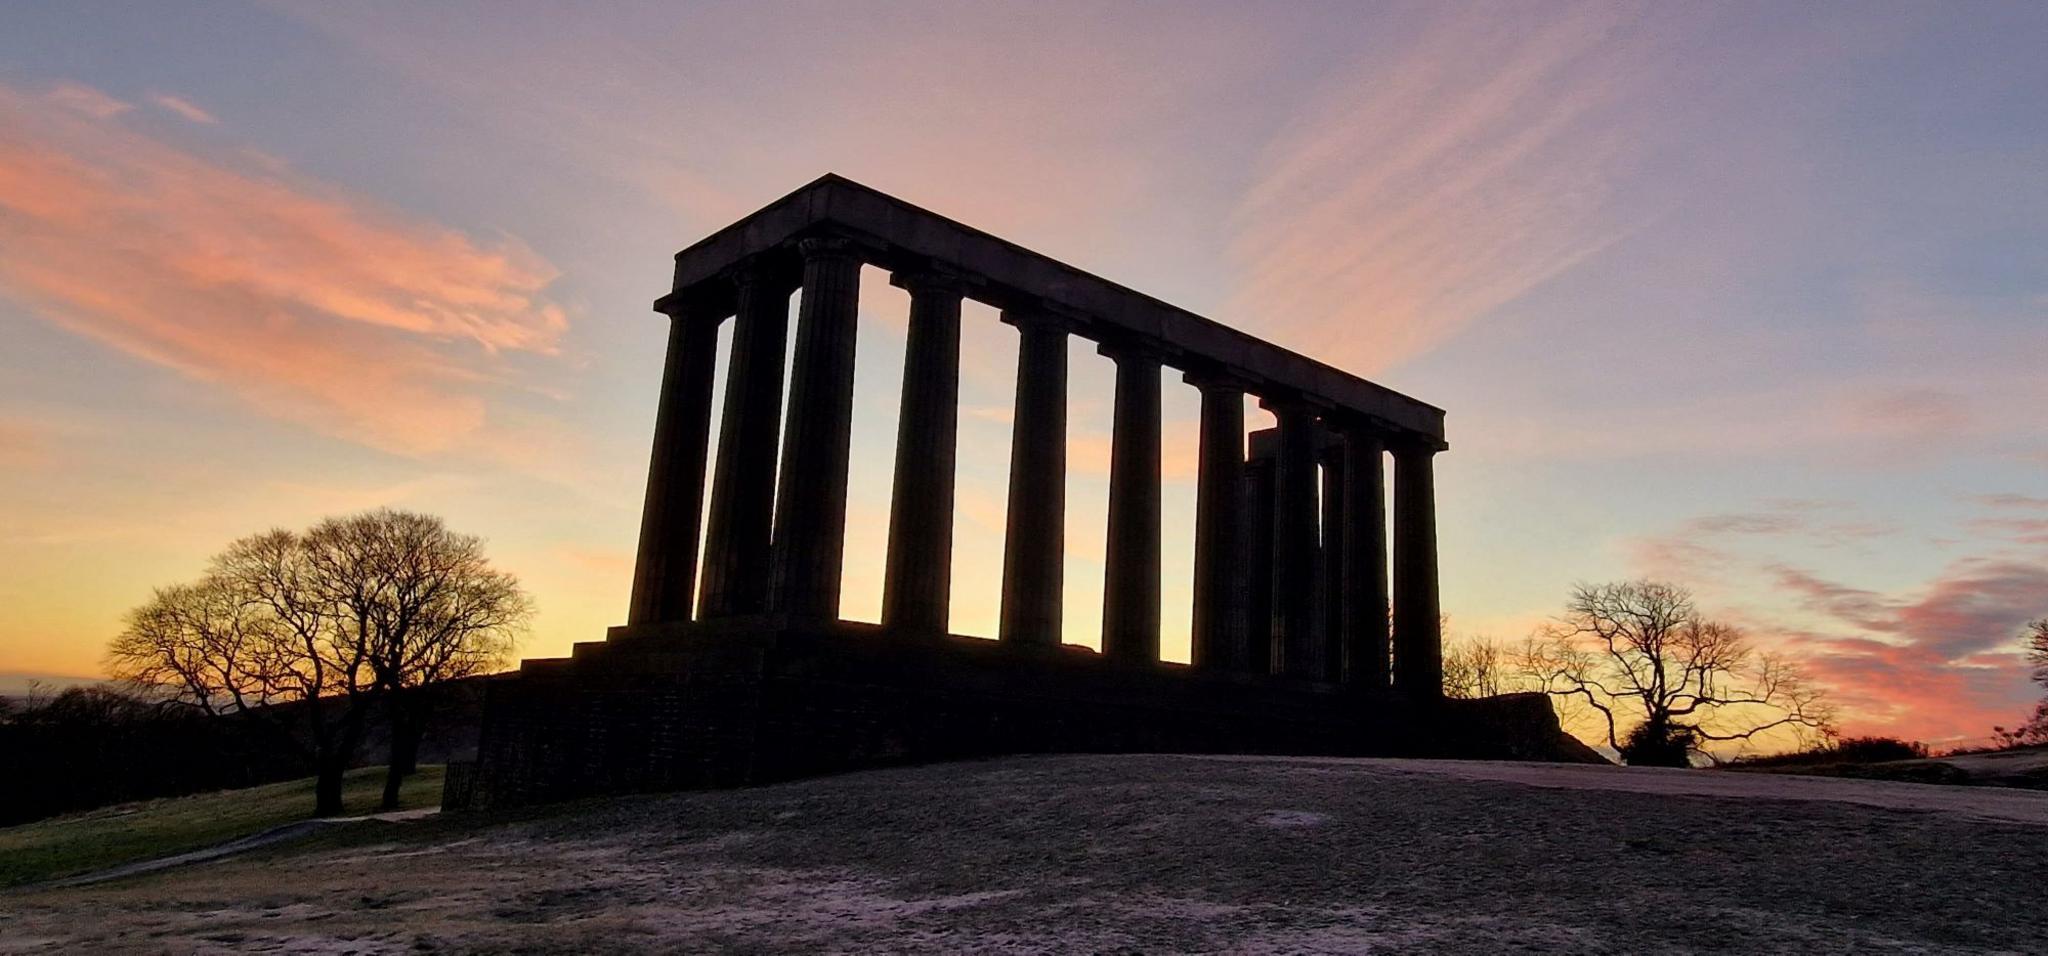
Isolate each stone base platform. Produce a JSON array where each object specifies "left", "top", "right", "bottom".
[{"left": 448, "top": 619, "right": 1594, "bottom": 809}]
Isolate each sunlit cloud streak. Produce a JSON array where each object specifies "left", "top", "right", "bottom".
[
  {"left": 0, "top": 82, "right": 569, "bottom": 455},
  {"left": 1230, "top": 4, "right": 1658, "bottom": 373},
  {"left": 147, "top": 92, "right": 218, "bottom": 125}
]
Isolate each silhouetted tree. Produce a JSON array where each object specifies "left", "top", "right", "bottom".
[
  {"left": 107, "top": 510, "right": 528, "bottom": 816},
  {"left": 310, "top": 510, "right": 528, "bottom": 810},
  {"left": 1442, "top": 636, "right": 1509, "bottom": 699},
  {"left": 111, "top": 535, "right": 373, "bottom": 816},
  {"left": 1995, "top": 618, "right": 2048, "bottom": 748},
  {"left": 1521, "top": 580, "right": 1834, "bottom": 766}
]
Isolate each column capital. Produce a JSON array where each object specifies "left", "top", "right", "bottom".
[
  {"left": 889, "top": 264, "right": 973, "bottom": 296},
  {"left": 1256, "top": 390, "right": 1320, "bottom": 415},
  {"left": 795, "top": 235, "right": 862, "bottom": 263},
  {"left": 1181, "top": 365, "right": 1256, "bottom": 393},
  {"left": 999, "top": 306, "right": 1084, "bottom": 335},
  {"left": 656, "top": 297, "right": 731, "bottom": 327},
  {"left": 718, "top": 255, "right": 799, "bottom": 293},
  {"left": 1387, "top": 433, "right": 1448, "bottom": 456},
  {"left": 1095, "top": 336, "right": 1172, "bottom": 365}
]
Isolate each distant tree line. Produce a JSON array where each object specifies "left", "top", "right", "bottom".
[
  {"left": 0, "top": 677, "right": 488, "bottom": 826},
  {"left": 0, "top": 684, "right": 302, "bottom": 826}
]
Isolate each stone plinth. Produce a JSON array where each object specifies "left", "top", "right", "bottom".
[{"left": 453, "top": 620, "right": 1580, "bottom": 810}]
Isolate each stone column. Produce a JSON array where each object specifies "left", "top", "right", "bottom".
[
  {"left": 1264, "top": 398, "right": 1319, "bottom": 678},
  {"left": 698, "top": 261, "right": 794, "bottom": 617},
  {"left": 1100, "top": 342, "right": 1162, "bottom": 665},
  {"left": 1241, "top": 442, "right": 1276, "bottom": 674},
  {"left": 998, "top": 310, "right": 1069, "bottom": 646},
  {"left": 626, "top": 302, "right": 724, "bottom": 626},
  {"left": 1340, "top": 427, "right": 1390, "bottom": 689},
  {"left": 880, "top": 269, "right": 966, "bottom": 635},
  {"left": 768, "top": 237, "right": 864, "bottom": 619},
  {"left": 1318, "top": 441, "right": 1346, "bottom": 681},
  {"left": 1186, "top": 371, "right": 1246, "bottom": 670},
  {"left": 1392, "top": 441, "right": 1443, "bottom": 696}
]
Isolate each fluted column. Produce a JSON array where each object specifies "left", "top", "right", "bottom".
[
  {"left": 1392, "top": 441, "right": 1443, "bottom": 696},
  {"left": 1186, "top": 371, "right": 1246, "bottom": 670},
  {"left": 698, "top": 262, "right": 795, "bottom": 617},
  {"left": 1265, "top": 398, "right": 1318, "bottom": 678},
  {"left": 1241, "top": 440, "right": 1276, "bottom": 674},
  {"left": 769, "top": 237, "right": 864, "bottom": 619},
  {"left": 1340, "top": 426, "right": 1390, "bottom": 689},
  {"left": 1318, "top": 441, "right": 1346, "bottom": 681},
  {"left": 627, "top": 303, "right": 724, "bottom": 625},
  {"left": 998, "top": 310, "right": 1069, "bottom": 646},
  {"left": 881, "top": 269, "right": 965, "bottom": 634},
  {"left": 1100, "top": 342, "right": 1162, "bottom": 665}
]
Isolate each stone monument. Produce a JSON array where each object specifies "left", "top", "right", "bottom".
[{"left": 450, "top": 175, "right": 1574, "bottom": 809}]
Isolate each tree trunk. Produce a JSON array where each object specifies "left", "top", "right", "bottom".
[
  {"left": 393, "top": 690, "right": 427, "bottom": 776},
  {"left": 313, "top": 757, "right": 347, "bottom": 817},
  {"left": 380, "top": 706, "right": 422, "bottom": 811}
]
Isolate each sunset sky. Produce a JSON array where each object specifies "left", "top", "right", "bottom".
[{"left": 3, "top": 2, "right": 2044, "bottom": 747}]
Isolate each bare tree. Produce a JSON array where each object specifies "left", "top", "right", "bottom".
[
  {"left": 2029, "top": 618, "right": 2048, "bottom": 687},
  {"left": 1995, "top": 618, "right": 2048, "bottom": 748},
  {"left": 1442, "top": 636, "right": 1510, "bottom": 699},
  {"left": 308, "top": 510, "right": 529, "bottom": 810},
  {"left": 107, "top": 510, "right": 528, "bottom": 816},
  {"left": 111, "top": 530, "right": 378, "bottom": 815},
  {"left": 1521, "top": 580, "right": 1834, "bottom": 766}
]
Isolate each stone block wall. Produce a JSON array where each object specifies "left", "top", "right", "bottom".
[{"left": 453, "top": 620, "right": 1594, "bottom": 810}]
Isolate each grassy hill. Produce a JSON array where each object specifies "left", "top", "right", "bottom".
[{"left": 0, "top": 765, "right": 443, "bottom": 887}]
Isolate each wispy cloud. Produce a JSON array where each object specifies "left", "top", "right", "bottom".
[
  {"left": 45, "top": 82, "right": 131, "bottom": 119},
  {"left": 147, "top": 91, "right": 218, "bottom": 125},
  {"left": 0, "top": 82, "right": 570, "bottom": 456},
  {"left": 1771, "top": 558, "right": 2047, "bottom": 741},
  {"left": 1965, "top": 493, "right": 2048, "bottom": 548},
  {"left": 1230, "top": 4, "right": 1658, "bottom": 372}
]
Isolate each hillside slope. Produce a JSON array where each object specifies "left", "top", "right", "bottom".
[{"left": 7, "top": 754, "right": 2046, "bottom": 953}]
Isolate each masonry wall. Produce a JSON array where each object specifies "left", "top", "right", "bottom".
[{"left": 449, "top": 621, "right": 1594, "bottom": 810}]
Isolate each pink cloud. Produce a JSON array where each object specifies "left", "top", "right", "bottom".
[
  {"left": 1765, "top": 557, "right": 2048, "bottom": 660},
  {"left": 1792, "top": 633, "right": 2037, "bottom": 744},
  {"left": 1629, "top": 501, "right": 2047, "bottom": 745},
  {"left": 0, "top": 82, "right": 569, "bottom": 455},
  {"left": 1761, "top": 560, "right": 2048, "bottom": 743}
]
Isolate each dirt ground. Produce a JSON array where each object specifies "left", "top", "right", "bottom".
[{"left": 5, "top": 754, "right": 2045, "bottom": 954}]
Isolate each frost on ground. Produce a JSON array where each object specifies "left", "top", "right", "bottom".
[{"left": 4, "top": 753, "right": 2045, "bottom": 954}]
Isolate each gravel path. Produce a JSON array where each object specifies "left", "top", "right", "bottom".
[{"left": 5, "top": 754, "right": 2044, "bottom": 953}]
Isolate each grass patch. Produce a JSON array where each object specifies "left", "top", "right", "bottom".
[{"left": 0, "top": 765, "right": 443, "bottom": 887}]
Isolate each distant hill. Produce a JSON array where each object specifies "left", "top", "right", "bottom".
[{"left": 0, "top": 671, "right": 105, "bottom": 699}]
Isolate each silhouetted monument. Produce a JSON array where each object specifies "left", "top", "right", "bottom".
[{"left": 452, "top": 175, "right": 1565, "bottom": 809}]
